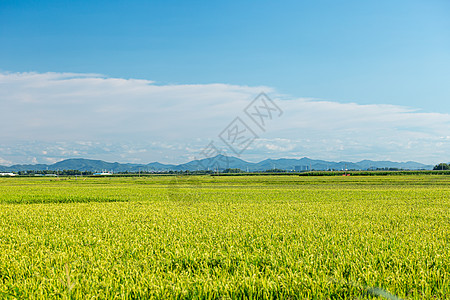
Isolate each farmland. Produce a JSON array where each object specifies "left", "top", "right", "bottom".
[{"left": 0, "top": 175, "right": 449, "bottom": 299}]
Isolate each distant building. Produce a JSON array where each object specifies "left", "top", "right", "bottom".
[
  {"left": 0, "top": 172, "right": 16, "bottom": 176},
  {"left": 93, "top": 172, "right": 113, "bottom": 176}
]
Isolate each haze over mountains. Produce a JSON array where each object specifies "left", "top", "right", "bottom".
[{"left": 0, "top": 155, "right": 433, "bottom": 172}]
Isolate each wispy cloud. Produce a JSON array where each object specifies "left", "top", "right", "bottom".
[{"left": 1, "top": 71, "right": 449, "bottom": 165}]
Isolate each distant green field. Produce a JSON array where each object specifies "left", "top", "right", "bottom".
[{"left": 0, "top": 176, "right": 449, "bottom": 299}]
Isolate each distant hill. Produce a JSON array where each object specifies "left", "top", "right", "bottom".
[{"left": 0, "top": 156, "right": 434, "bottom": 172}]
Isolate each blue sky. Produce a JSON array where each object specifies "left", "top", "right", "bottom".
[{"left": 1, "top": 0, "right": 450, "bottom": 165}]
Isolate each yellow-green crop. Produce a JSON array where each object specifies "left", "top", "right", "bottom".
[{"left": 0, "top": 175, "right": 449, "bottom": 299}]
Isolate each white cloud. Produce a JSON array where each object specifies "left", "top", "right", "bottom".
[
  {"left": 0, "top": 157, "right": 12, "bottom": 166},
  {"left": 0, "top": 72, "right": 272, "bottom": 142},
  {"left": 1, "top": 71, "right": 450, "bottom": 165}
]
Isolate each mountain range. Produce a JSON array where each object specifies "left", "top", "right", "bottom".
[{"left": 0, "top": 156, "right": 434, "bottom": 172}]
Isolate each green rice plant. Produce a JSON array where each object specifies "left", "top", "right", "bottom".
[{"left": 0, "top": 175, "right": 448, "bottom": 299}]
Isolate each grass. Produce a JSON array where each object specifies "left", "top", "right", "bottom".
[{"left": 0, "top": 175, "right": 449, "bottom": 299}]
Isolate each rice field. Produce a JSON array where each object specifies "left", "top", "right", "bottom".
[{"left": 0, "top": 175, "right": 449, "bottom": 299}]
